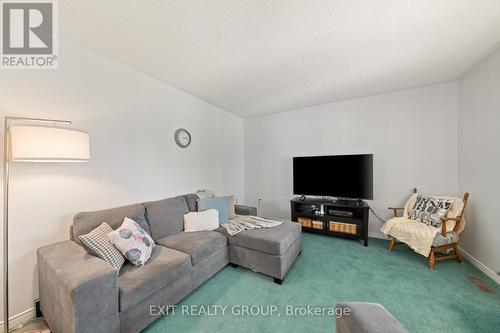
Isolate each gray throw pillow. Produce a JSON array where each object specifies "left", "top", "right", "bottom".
[
  {"left": 198, "top": 197, "right": 230, "bottom": 225},
  {"left": 409, "top": 195, "right": 454, "bottom": 227},
  {"left": 79, "top": 222, "right": 125, "bottom": 271}
]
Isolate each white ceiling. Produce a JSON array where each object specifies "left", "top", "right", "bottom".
[{"left": 60, "top": 1, "right": 500, "bottom": 117}]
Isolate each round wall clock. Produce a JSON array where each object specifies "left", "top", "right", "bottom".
[{"left": 174, "top": 128, "right": 191, "bottom": 148}]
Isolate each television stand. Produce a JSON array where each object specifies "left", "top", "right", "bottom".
[{"left": 291, "top": 197, "right": 369, "bottom": 246}]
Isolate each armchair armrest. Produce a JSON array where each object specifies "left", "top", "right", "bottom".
[
  {"left": 440, "top": 217, "right": 461, "bottom": 236},
  {"left": 37, "top": 240, "right": 119, "bottom": 333},
  {"left": 388, "top": 207, "right": 404, "bottom": 217},
  {"left": 235, "top": 204, "right": 257, "bottom": 216}
]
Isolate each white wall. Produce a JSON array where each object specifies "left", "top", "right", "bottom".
[
  {"left": 244, "top": 82, "right": 458, "bottom": 235},
  {"left": 458, "top": 47, "right": 500, "bottom": 273},
  {"left": 0, "top": 40, "right": 244, "bottom": 323}
]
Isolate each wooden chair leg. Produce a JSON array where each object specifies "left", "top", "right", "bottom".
[
  {"left": 454, "top": 245, "right": 464, "bottom": 263},
  {"left": 429, "top": 250, "right": 435, "bottom": 271},
  {"left": 388, "top": 238, "right": 396, "bottom": 252}
]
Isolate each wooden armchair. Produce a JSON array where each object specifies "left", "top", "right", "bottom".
[{"left": 387, "top": 188, "right": 470, "bottom": 270}]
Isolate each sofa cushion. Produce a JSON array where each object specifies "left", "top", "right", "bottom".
[
  {"left": 142, "top": 197, "right": 189, "bottom": 240},
  {"left": 73, "top": 204, "right": 149, "bottom": 246},
  {"left": 156, "top": 231, "right": 227, "bottom": 265},
  {"left": 181, "top": 194, "right": 198, "bottom": 212},
  {"left": 118, "top": 245, "right": 191, "bottom": 312},
  {"left": 217, "top": 221, "right": 301, "bottom": 256}
]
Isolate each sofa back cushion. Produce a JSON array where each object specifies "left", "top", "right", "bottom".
[
  {"left": 181, "top": 193, "right": 198, "bottom": 212},
  {"left": 142, "top": 196, "right": 189, "bottom": 240},
  {"left": 72, "top": 204, "right": 149, "bottom": 245}
]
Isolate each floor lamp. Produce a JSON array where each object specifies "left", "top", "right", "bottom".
[{"left": 3, "top": 117, "right": 90, "bottom": 333}]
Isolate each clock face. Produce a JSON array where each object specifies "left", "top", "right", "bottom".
[{"left": 174, "top": 128, "right": 191, "bottom": 148}]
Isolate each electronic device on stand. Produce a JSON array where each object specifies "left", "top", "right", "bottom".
[{"left": 291, "top": 154, "right": 373, "bottom": 246}]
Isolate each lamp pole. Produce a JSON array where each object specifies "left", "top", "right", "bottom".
[
  {"left": 3, "top": 118, "right": 10, "bottom": 333},
  {"left": 3, "top": 117, "right": 71, "bottom": 333}
]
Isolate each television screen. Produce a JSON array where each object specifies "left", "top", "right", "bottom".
[{"left": 293, "top": 154, "right": 373, "bottom": 199}]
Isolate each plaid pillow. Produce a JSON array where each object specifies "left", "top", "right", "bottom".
[
  {"left": 410, "top": 195, "right": 454, "bottom": 227},
  {"left": 79, "top": 222, "right": 125, "bottom": 271}
]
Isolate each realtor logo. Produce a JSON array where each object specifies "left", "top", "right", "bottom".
[{"left": 1, "top": 0, "right": 58, "bottom": 69}]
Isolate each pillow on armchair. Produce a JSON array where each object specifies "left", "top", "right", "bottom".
[{"left": 409, "top": 195, "right": 454, "bottom": 227}]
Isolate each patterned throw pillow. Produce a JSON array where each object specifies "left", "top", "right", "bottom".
[
  {"left": 108, "top": 217, "right": 155, "bottom": 267},
  {"left": 410, "top": 195, "right": 454, "bottom": 227},
  {"left": 79, "top": 223, "right": 125, "bottom": 271}
]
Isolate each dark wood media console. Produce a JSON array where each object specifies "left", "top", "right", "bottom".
[{"left": 291, "top": 197, "right": 369, "bottom": 246}]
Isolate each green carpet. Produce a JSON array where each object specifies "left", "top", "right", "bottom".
[{"left": 144, "top": 233, "right": 500, "bottom": 333}]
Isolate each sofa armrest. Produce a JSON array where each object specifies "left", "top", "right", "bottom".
[
  {"left": 37, "top": 240, "right": 119, "bottom": 333},
  {"left": 235, "top": 204, "right": 257, "bottom": 216}
]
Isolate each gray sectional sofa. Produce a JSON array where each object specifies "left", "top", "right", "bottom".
[{"left": 37, "top": 194, "right": 302, "bottom": 333}]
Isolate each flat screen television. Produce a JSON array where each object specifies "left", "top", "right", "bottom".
[{"left": 293, "top": 154, "right": 373, "bottom": 200}]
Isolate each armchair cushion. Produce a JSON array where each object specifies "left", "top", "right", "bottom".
[{"left": 432, "top": 231, "right": 459, "bottom": 247}]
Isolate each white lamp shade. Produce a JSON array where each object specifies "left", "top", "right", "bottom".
[{"left": 9, "top": 126, "right": 90, "bottom": 162}]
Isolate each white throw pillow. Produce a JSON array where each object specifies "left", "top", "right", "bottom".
[
  {"left": 184, "top": 209, "right": 219, "bottom": 232},
  {"left": 108, "top": 217, "right": 155, "bottom": 267}
]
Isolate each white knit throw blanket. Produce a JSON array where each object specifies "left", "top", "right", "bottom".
[{"left": 223, "top": 215, "right": 283, "bottom": 236}]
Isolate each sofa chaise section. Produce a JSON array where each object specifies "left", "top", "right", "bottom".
[
  {"left": 220, "top": 221, "right": 302, "bottom": 284},
  {"left": 223, "top": 205, "right": 302, "bottom": 284}
]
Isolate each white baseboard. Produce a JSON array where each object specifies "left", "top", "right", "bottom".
[
  {"left": 459, "top": 247, "right": 500, "bottom": 285},
  {"left": 0, "top": 307, "right": 34, "bottom": 331}
]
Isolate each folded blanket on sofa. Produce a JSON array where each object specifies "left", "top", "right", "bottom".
[{"left": 224, "top": 215, "right": 283, "bottom": 236}]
